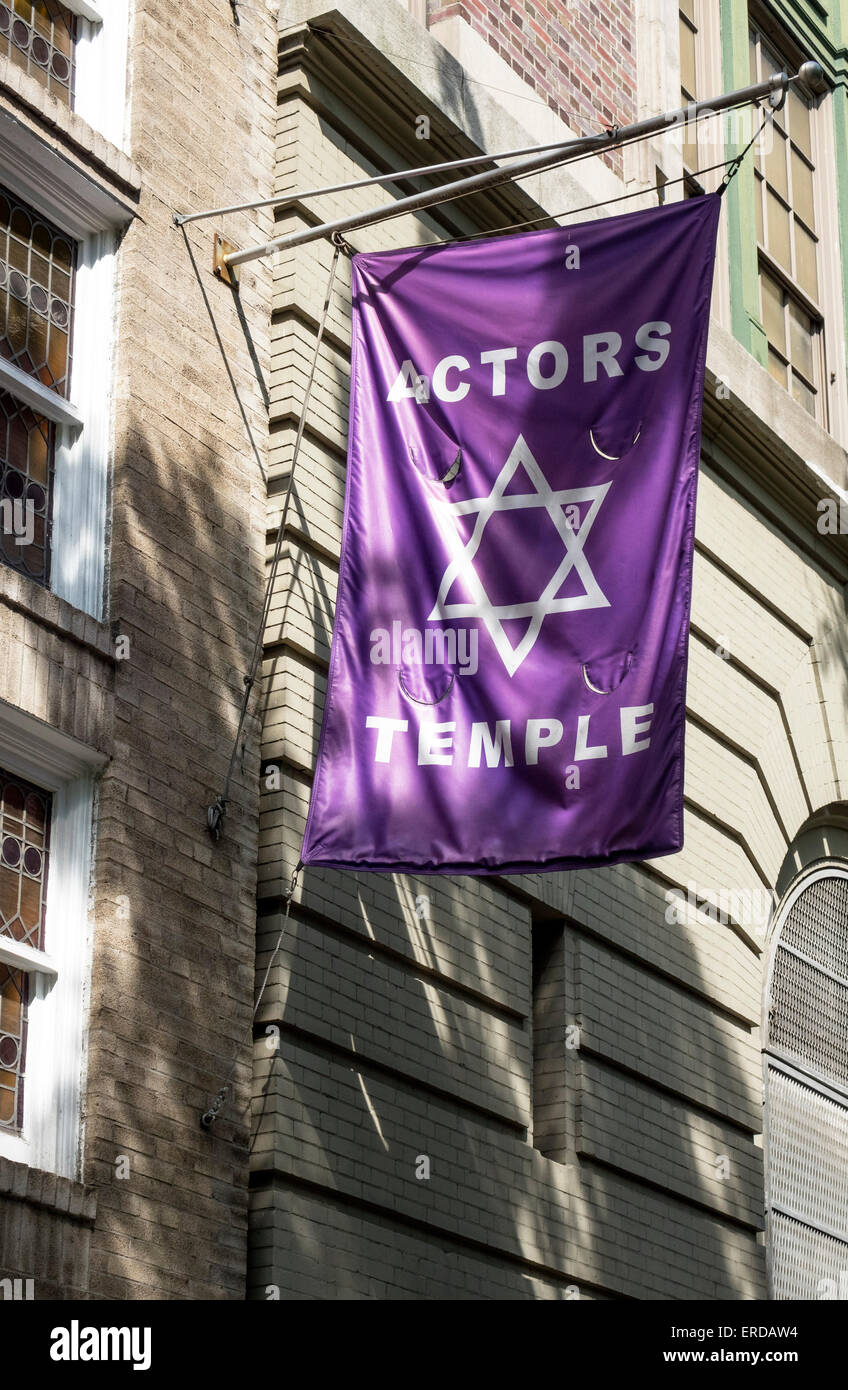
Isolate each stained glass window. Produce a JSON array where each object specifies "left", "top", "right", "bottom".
[
  {"left": 0, "top": 1, "right": 76, "bottom": 106},
  {"left": 0, "top": 768, "right": 50, "bottom": 1134},
  {"left": 0, "top": 769, "right": 51, "bottom": 952},
  {"left": 0, "top": 390, "right": 53, "bottom": 583},
  {"left": 0, "top": 186, "right": 74, "bottom": 586},
  {"left": 0, "top": 965, "right": 27, "bottom": 1130},
  {"left": 0, "top": 186, "right": 76, "bottom": 398}
]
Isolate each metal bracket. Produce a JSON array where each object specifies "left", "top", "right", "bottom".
[
  {"left": 213, "top": 231, "right": 240, "bottom": 286},
  {"left": 331, "top": 230, "right": 355, "bottom": 258},
  {"left": 200, "top": 1086, "right": 229, "bottom": 1130},
  {"left": 207, "top": 795, "right": 227, "bottom": 841}
]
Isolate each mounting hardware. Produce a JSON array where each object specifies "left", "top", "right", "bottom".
[
  {"left": 213, "top": 231, "right": 240, "bottom": 286},
  {"left": 200, "top": 1086, "right": 229, "bottom": 1129},
  {"left": 207, "top": 795, "right": 227, "bottom": 841},
  {"left": 797, "top": 60, "right": 827, "bottom": 96},
  {"left": 331, "top": 231, "right": 355, "bottom": 258}
]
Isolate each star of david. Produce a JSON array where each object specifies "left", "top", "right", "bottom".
[{"left": 427, "top": 435, "right": 611, "bottom": 677}]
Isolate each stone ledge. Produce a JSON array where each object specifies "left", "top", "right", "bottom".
[
  {"left": 281, "top": 0, "right": 625, "bottom": 226},
  {"left": 0, "top": 1156, "right": 96, "bottom": 1224},
  {"left": 704, "top": 317, "right": 848, "bottom": 562},
  {"left": 0, "top": 54, "right": 140, "bottom": 207},
  {"left": 0, "top": 568, "right": 116, "bottom": 663}
]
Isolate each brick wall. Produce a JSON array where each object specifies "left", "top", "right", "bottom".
[
  {"left": 254, "top": 0, "right": 848, "bottom": 1302},
  {"left": 0, "top": 0, "right": 841, "bottom": 1305},
  {"left": 79, "top": 0, "right": 277, "bottom": 1299},
  {"left": 427, "top": 0, "right": 637, "bottom": 173},
  {"left": 0, "top": 1161, "right": 96, "bottom": 1301}
]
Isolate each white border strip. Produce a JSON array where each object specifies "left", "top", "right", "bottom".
[
  {"left": 63, "top": 0, "right": 104, "bottom": 23},
  {"left": 0, "top": 357, "right": 82, "bottom": 430}
]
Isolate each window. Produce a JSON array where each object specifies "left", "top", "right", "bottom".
[
  {"left": 0, "top": 186, "right": 75, "bottom": 398},
  {"left": 0, "top": 185, "right": 76, "bottom": 586},
  {"left": 764, "top": 869, "right": 848, "bottom": 1299},
  {"left": 0, "top": 700, "right": 105, "bottom": 1177},
  {"left": 749, "top": 25, "right": 823, "bottom": 419},
  {"left": 0, "top": 767, "right": 51, "bottom": 1133},
  {"left": 0, "top": 967, "right": 27, "bottom": 1130},
  {"left": 0, "top": 120, "right": 124, "bottom": 617},
  {"left": 0, "top": 1, "right": 76, "bottom": 106},
  {"left": 679, "top": 0, "right": 700, "bottom": 185},
  {"left": 0, "top": 2, "right": 129, "bottom": 616}
]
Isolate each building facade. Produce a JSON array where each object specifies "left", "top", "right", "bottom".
[
  {"left": 0, "top": 0, "right": 275, "bottom": 1299},
  {"left": 1, "top": 0, "right": 847, "bottom": 1301}
]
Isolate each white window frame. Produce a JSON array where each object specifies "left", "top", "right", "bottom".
[
  {"left": 747, "top": 11, "right": 848, "bottom": 446},
  {"left": 672, "top": 0, "right": 730, "bottom": 327},
  {"left": 764, "top": 864, "right": 848, "bottom": 1103},
  {"left": 72, "top": 0, "right": 130, "bottom": 154},
  {"left": 749, "top": 25, "right": 825, "bottom": 418},
  {"left": 810, "top": 94, "right": 848, "bottom": 447},
  {"left": 0, "top": 100, "right": 131, "bottom": 618},
  {"left": 0, "top": 700, "right": 107, "bottom": 1178},
  {"left": 63, "top": 1, "right": 104, "bottom": 22}
]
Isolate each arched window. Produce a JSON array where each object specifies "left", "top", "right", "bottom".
[{"left": 764, "top": 867, "right": 848, "bottom": 1300}]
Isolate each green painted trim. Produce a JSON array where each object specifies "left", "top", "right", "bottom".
[
  {"left": 723, "top": 0, "right": 848, "bottom": 377},
  {"left": 832, "top": 84, "right": 848, "bottom": 402},
  {"left": 753, "top": 0, "right": 847, "bottom": 84},
  {"left": 721, "top": 0, "right": 766, "bottom": 363},
  {"left": 827, "top": 0, "right": 848, "bottom": 390}
]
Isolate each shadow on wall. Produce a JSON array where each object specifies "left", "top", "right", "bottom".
[
  {"left": 247, "top": 63, "right": 775, "bottom": 1288},
  {"left": 81, "top": 215, "right": 270, "bottom": 1301}
]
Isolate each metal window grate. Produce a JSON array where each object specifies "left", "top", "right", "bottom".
[
  {"left": 768, "top": 1068, "right": 848, "bottom": 1241},
  {"left": 0, "top": 185, "right": 75, "bottom": 586},
  {"left": 0, "top": 184, "right": 76, "bottom": 400},
  {"left": 780, "top": 875, "right": 848, "bottom": 981},
  {"left": 770, "top": 948, "right": 848, "bottom": 1087},
  {"left": 766, "top": 872, "right": 848, "bottom": 1300},
  {"left": 771, "top": 1211, "right": 848, "bottom": 1301}
]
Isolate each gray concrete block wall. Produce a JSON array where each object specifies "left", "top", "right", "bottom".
[
  {"left": 255, "top": 909, "right": 531, "bottom": 1124},
  {"left": 575, "top": 1056, "right": 765, "bottom": 1228},
  {"left": 248, "top": 1185, "right": 595, "bottom": 1300}
]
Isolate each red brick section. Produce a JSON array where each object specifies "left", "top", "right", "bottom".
[{"left": 427, "top": 0, "right": 636, "bottom": 176}]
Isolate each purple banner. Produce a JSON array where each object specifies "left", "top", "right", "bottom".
[{"left": 301, "top": 195, "right": 720, "bottom": 874}]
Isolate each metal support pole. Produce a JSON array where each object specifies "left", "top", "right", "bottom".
[
  {"left": 173, "top": 135, "right": 635, "bottom": 228},
  {"left": 224, "top": 63, "right": 823, "bottom": 270}
]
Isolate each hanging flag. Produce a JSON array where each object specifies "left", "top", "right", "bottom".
[{"left": 301, "top": 194, "right": 720, "bottom": 874}]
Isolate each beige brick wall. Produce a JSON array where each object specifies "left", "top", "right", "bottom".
[
  {"left": 78, "top": 0, "right": 279, "bottom": 1300},
  {"left": 4, "top": 0, "right": 839, "bottom": 1303},
  {"left": 0, "top": 0, "right": 281, "bottom": 1301},
  {"left": 0, "top": 577, "right": 115, "bottom": 753},
  {"left": 0, "top": 1159, "right": 96, "bottom": 1301},
  {"left": 251, "top": 2, "right": 848, "bottom": 1301}
]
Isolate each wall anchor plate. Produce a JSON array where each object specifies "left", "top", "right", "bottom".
[{"left": 213, "top": 232, "right": 240, "bottom": 286}]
